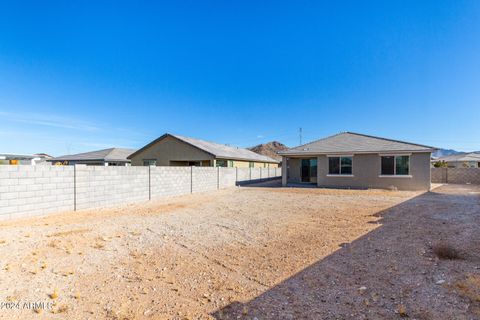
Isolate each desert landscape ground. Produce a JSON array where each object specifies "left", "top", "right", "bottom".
[{"left": 0, "top": 181, "right": 479, "bottom": 319}]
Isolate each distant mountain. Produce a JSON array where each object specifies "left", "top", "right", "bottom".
[
  {"left": 432, "top": 149, "right": 462, "bottom": 158},
  {"left": 248, "top": 141, "right": 289, "bottom": 161}
]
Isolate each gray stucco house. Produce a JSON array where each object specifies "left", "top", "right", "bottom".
[{"left": 278, "top": 132, "right": 436, "bottom": 191}]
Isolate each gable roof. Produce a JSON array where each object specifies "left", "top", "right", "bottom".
[
  {"left": 278, "top": 132, "right": 436, "bottom": 155},
  {"left": 437, "top": 152, "right": 480, "bottom": 162},
  {"left": 52, "top": 148, "right": 136, "bottom": 162},
  {"left": 128, "top": 133, "right": 279, "bottom": 163}
]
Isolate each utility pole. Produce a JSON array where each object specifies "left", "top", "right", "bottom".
[{"left": 299, "top": 127, "right": 302, "bottom": 145}]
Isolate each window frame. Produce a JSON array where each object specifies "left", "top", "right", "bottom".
[
  {"left": 326, "top": 155, "right": 354, "bottom": 177},
  {"left": 143, "top": 159, "right": 156, "bottom": 166},
  {"left": 379, "top": 154, "right": 412, "bottom": 177}
]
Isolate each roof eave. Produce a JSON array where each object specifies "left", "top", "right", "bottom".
[
  {"left": 278, "top": 149, "right": 436, "bottom": 156},
  {"left": 215, "top": 156, "right": 279, "bottom": 163}
]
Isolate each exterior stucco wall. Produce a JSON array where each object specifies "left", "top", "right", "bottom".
[
  {"left": 286, "top": 158, "right": 302, "bottom": 183},
  {"left": 130, "top": 136, "right": 214, "bottom": 166},
  {"left": 284, "top": 153, "right": 431, "bottom": 191},
  {"left": 222, "top": 160, "right": 278, "bottom": 168}
]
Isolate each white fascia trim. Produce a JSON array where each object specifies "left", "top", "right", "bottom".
[
  {"left": 326, "top": 154, "right": 354, "bottom": 158},
  {"left": 378, "top": 153, "right": 412, "bottom": 156},
  {"left": 279, "top": 150, "right": 433, "bottom": 157},
  {"left": 326, "top": 174, "right": 354, "bottom": 177},
  {"left": 378, "top": 175, "right": 413, "bottom": 178}
]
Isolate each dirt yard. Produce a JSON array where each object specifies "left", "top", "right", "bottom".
[{"left": 0, "top": 182, "right": 479, "bottom": 319}]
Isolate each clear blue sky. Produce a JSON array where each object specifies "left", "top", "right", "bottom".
[{"left": 0, "top": 1, "right": 479, "bottom": 156}]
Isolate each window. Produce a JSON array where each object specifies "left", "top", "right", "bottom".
[
  {"left": 143, "top": 159, "right": 156, "bottom": 166},
  {"left": 228, "top": 160, "right": 234, "bottom": 167},
  {"left": 249, "top": 162, "right": 254, "bottom": 168},
  {"left": 328, "top": 156, "right": 352, "bottom": 175},
  {"left": 381, "top": 156, "right": 394, "bottom": 175},
  {"left": 381, "top": 155, "right": 409, "bottom": 175},
  {"left": 216, "top": 159, "right": 227, "bottom": 167},
  {"left": 301, "top": 158, "right": 317, "bottom": 182}
]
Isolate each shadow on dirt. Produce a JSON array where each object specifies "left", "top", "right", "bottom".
[
  {"left": 236, "top": 178, "right": 282, "bottom": 188},
  {"left": 212, "top": 184, "right": 480, "bottom": 319}
]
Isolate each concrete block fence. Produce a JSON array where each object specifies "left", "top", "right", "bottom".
[
  {"left": 431, "top": 167, "right": 480, "bottom": 185},
  {"left": 0, "top": 165, "right": 281, "bottom": 220}
]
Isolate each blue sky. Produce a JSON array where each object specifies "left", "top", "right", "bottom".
[{"left": 0, "top": 1, "right": 479, "bottom": 156}]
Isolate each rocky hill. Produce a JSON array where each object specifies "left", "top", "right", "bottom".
[{"left": 248, "top": 141, "right": 289, "bottom": 161}]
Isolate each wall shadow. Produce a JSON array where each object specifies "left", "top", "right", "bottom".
[
  {"left": 212, "top": 184, "right": 480, "bottom": 319},
  {"left": 236, "top": 177, "right": 282, "bottom": 187}
]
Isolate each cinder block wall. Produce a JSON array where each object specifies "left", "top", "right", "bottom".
[
  {"left": 150, "top": 167, "right": 191, "bottom": 197},
  {"left": 447, "top": 168, "right": 480, "bottom": 184},
  {"left": 219, "top": 168, "right": 236, "bottom": 188},
  {"left": 75, "top": 166, "right": 149, "bottom": 210},
  {"left": 250, "top": 168, "right": 261, "bottom": 180},
  {"left": 192, "top": 167, "right": 218, "bottom": 193},
  {"left": 431, "top": 168, "right": 480, "bottom": 184},
  {"left": 431, "top": 168, "right": 447, "bottom": 183},
  {"left": 261, "top": 168, "right": 269, "bottom": 179},
  {"left": 236, "top": 168, "right": 251, "bottom": 181},
  {"left": 0, "top": 166, "right": 74, "bottom": 219},
  {"left": 0, "top": 165, "right": 282, "bottom": 220}
]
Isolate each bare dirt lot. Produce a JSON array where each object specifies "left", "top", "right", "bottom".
[{"left": 0, "top": 182, "right": 479, "bottom": 319}]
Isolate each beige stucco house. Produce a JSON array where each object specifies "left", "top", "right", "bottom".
[
  {"left": 278, "top": 132, "right": 436, "bottom": 191},
  {"left": 128, "top": 133, "right": 279, "bottom": 168}
]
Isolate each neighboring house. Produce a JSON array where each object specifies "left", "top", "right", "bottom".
[
  {"left": 278, "top": 132, "right": 436, "bottom": 191},
  {"left": 128, "top": 133, "right": 279, "bottom": 168},
  {"left": 435, "top": 153, "right": 480, "bottom": 168},
  {"left": 0, "top": 153, "right": 52, "bottom": 165},
  {"left": 49, "top": 148, "right": 135, "bottom": 166}
]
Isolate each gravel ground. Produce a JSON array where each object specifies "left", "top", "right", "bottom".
[{"left": 0, "top": 183, "right": 478, "bottom": 319}]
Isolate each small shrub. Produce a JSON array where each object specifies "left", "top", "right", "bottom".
[
  {"left": 433, "top": 243, "right": 461, "bottom": 260},
  {"left": 433, "top": 161, "right": 448, "bottom": 168}
]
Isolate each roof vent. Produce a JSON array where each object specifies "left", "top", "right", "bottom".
[{"left": 303, "top": 148, "right": 309, "bottom": 151}]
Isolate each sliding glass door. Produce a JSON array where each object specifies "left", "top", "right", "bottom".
[{"left": 301, "top": 158, "right": 317, "bottom": 183}]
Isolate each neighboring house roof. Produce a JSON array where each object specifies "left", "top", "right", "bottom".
[
  {"left": 128, "top": 133, "right": 280, "bottom": 163},
  {"left": 0, "top": 153, "right": 36, "bottom": 160},
  {"left": 51, "top": 148, "right": 136, "bottom": 162},
  {"left": 279, "top": 132, "right": 436, "bottom": 156},
  {"left": 437, "top": 152, "right": 480, "bottom": 162},
  {"left": 33, "top": 153, "right": 53, "bottom": 158}
]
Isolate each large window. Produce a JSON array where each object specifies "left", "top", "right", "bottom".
[
  {"left": 328, "top": 156, "right": 353, "bottom": 175},
  {"left": 381, "top": 155, "right": 409, "bottom": 175}
]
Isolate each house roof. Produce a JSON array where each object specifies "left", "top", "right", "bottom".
[
  {"left": 437, "top": 152, "right": 480, "bottom": 162},
  {"left": 0, "top": 153, "right": 36, "bottom": 160},
  {"left": 278, "top": 132, "right": 436, "bottom": 156},
  {"left": 51, "top": 148, "right": 136, "bottom": 162},
  {"left": 128, "top": 133, "right": 279, "bottom": 163}
]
